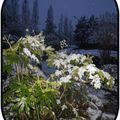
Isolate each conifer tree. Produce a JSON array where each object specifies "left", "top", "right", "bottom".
[
  {"left": 22, "top": 0, "right": 30, "bottom": 31},
  {"left": 63, "top": 16, "right": 69, "bottom": 38},
  {"left": 58, "top": 14, "right": 63, "bottom": 36},
  {"left": 45, "top": 5, "right": 55, "bottom": 34},
  {"left": 32, "top": 0, "right": 39, "bottom": 33}
]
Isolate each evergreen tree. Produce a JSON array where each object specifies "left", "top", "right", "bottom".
[
  {"left": 68, "top": 20, "right": 73, "bottom": 44},
  {"left": 88, "top": 15, "right": 97, "bottom": 35},
  {"left": 63, "top": 16, "right": 68, "bottom": 38},
  {"left": 22, "top": 0, "right": 30, "bottom": 31},
  {"left": 32, "top": 0, "right": 39, "bottom": 33},
  {"left": 11, "top": 0, "right": 19, "bottom": 23},
  {"left": 2, "top": 0, "right": 12, "bottom": 30},
  {"left": 45, "top": 5, "right": 55, "bottom": 34},
  {"left": 58, "top": 14, "right": 63, "bottom": 36},
  {"left": 74, "top": 16, "right": 90, "bottom": 44}
]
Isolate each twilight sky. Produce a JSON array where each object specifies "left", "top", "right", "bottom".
[{"left": 20, "top": 0, "right": 117, "bottom": 29}]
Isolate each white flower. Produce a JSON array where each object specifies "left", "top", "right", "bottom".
[
  {"left": 28, "top": 64, "right": 33, "bottom": 70},
  {"left": 23, "top": 48, "right": 31, "bottom": 57},
  {"left": 86, "top": 64, "right": 98, "bottom": 74},
  {"left": 59, "top": 52, "right": 67, "bottom": 59},
  {"left": 73, "top": 108, "right": 78, "bottom": 117},
  {"left": 67, "top": 64, "right": 74, "bottom": 74},
  {"left": 61, "top": 104, "right": 67, "bottom": 111},
  {"left": 55, "top": 70, "right": 62, "bottom": 77},
  {"left": 59, "top": 75, "right": 72, "bottom": 83},
  {"left": 80, "top": 55, "right": 86, "bottom": 63},
  {"left": 91, "top": 75, "right": 101, "bottom": 89},
  {"left": 56, "top": 99, "right": 61, "bottom": 105},
  {"left": 53, "top": 59, "right": 66, "bottom": 68},
  {"left": 102, "top": 70, "right": 111, "bottom": 80},
  {"left": 26, "top": 28, "right": 29, "bottom": 32},
  {"left": 40, "top": 46, "right": 45, "bottom": 51},
  {"left": 66, "top": 54, "right": 80, "bottom": 63},
  {"left": 53, "top": 59, "right": 61, "bottom": 68},
  {"left": 31, "top": 54, "right": 39, "bottom": 63},
  {"left": 78, "top": 67, "right": 86, "bottom": 79}
]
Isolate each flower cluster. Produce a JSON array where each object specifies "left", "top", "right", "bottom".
[
  {"left": 60, "top": 40, "right": 68, "bottom": 49},
  {"left": 23, "top": 48, "right": 39, "bottom": 63},
  {"left": 50, "top": 51, "right": 114, "bottom": 89}
]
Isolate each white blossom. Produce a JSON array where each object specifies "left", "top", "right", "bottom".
[
  {"left": 23, "top": 48, "right": 31, "bottom": 57},
  {"left": 53, "top": 59, "right": 66, "bottom": 69},
  {"left": 31, "top": 54, "right": 39, "bottom": 63},
  {"left": 80, "top": 55, "right": 86, "bottom": 63},
  {"left": 102, "top": 70, "right": 111, "bottom": 80},
  {"left": 78, "top": 67, "right": 86, "bottom": 79},
  {"left": 86, "top": 64, "right": 98, "bottom": 74},
  {"left": 73, "top": 108, "right": 78, "bottom": 117},
  {"left": 55, "top": 70, "right": 62, "bottom": 77},
  {"left": 61, "top": 104, "right": 67, "bottom": 111},
  {"left": 91, "top": 75, "right": 101, "bottom": 89},
  {"left": 28, "top": 64, "right": 33, "bottom": 70},
  {"left": 59, "top": 52, "right": 67, "bottom": 59},
  {"left": 56, "top": 99, "right": 61, "bottom": 105},
  {"left": 66, "top": 54, "right": 80, "bottom": 63},
  {"left": 59, "top": 75, "right": 72, "bottom": 83}
]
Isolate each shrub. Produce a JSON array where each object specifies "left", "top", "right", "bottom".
[{"left": 3, "top": 32, "right": 114, "bottom": 119}]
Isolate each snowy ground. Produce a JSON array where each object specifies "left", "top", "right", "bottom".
[{"left": 65, "top": 45, "right": 117, "bottom": 58}]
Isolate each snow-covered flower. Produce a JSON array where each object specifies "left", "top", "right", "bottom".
[
  {"left": 67, "top": 64, "right": 74, "bottom": 74},
  {"left": 40, "top": 46, "right": 45, "bottom": 51},
  {"left": 78, "top": 67, "right": 86, "bottom": 79},
  {"left": 86, "top": 64, "right": 98, "bottom": 74},
  {"left": 23, "top": 48, "right": 31, "bottom": 57},
  {"left": 55, "top": 70, "right": 62, "bottom": 77},
  {"left": 73, "top": 108, "right": 78, "bottom": 117},
  {"left": 28, "top": 64, "right": 33, "bottom": 70},
  {"left": 59, "top": 51, "right": 67, "bottom": 59},
  {"left": 61, "top": 104, "right": 67, "bottom": 111},
  {"left": 59, "top": 75, "right": 72, "bottom": 83},
  {"left": 80, "top": 55, "right": 86, "bottom": 63},
  {"left": 53, "top": 59, "right": 66, "bottom": 69},
  {"left": 56, "top": 99, "right": 61, "bottom": 105},
  {"left": 60, "top": 40, "right": 68, "bottom": 49},
  {"left": 53, "top": 59, "right": 61, "bottom": 68},
  {"left": 91, "top": 75, "right": 101, "bottom": 89},
  {"left": 66, "top": 54, "right": 80, "bottom": 63},
  {"left": 26, "top": 28, "right": 29, "bottom": 32},
  {"left": 31, "top": 54, "right": 39, "bottom": 63},
  {"left": 102, "top": 70, "right": 111, "bottom": 80}
]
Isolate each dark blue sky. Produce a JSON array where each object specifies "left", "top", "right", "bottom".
[{"left": 21, "top": 0, "right": 117, "bottom": 29}]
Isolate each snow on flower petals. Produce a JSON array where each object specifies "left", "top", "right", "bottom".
[
  {"left": 66, "top": 54, "right": 80, "bottom": 63},
  {"left": 91, "top": 75, "right": 101, "bottom": 89},
  {"left": 59, "top": 75, "right": 72, "bottom": 83},
  {"left": 102, "top": 70, "right": 111, "bottom": 80},
  {"left": 55, "top": 70, "right": 62, "bottom": 77},
  {"left": 61, "top": 104, "right": 67, "bottom": 111},
  {"left": 23, "top": 48, "right": 31, "bottom": 57},
  {"left": 86, "top": 64, "right": 97, "bottom": 74},
  {"left": 78, "top": 67, "right": 86, "bottom": 80},
  {"left": 53, "top": 59, "right": 66, "bottom": 69},
  {"left": 31, "top": 54, "right": 39, "bottom": 63}
]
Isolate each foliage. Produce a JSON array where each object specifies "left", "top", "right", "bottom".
[{"left": 3, "top": 32, "right": 114, "bottom": 120}]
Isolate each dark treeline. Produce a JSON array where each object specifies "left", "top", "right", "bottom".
[{"left": 2, "top": 0, "right": 118, "bottom": 50}]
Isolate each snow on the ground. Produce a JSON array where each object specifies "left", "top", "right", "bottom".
[{"left": 65, "top": 47, "right": 117, "bottom": 58}]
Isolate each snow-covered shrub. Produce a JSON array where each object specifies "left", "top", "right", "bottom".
[{"left": 3, "top": 32, "right": 114, "bottom": 120}]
